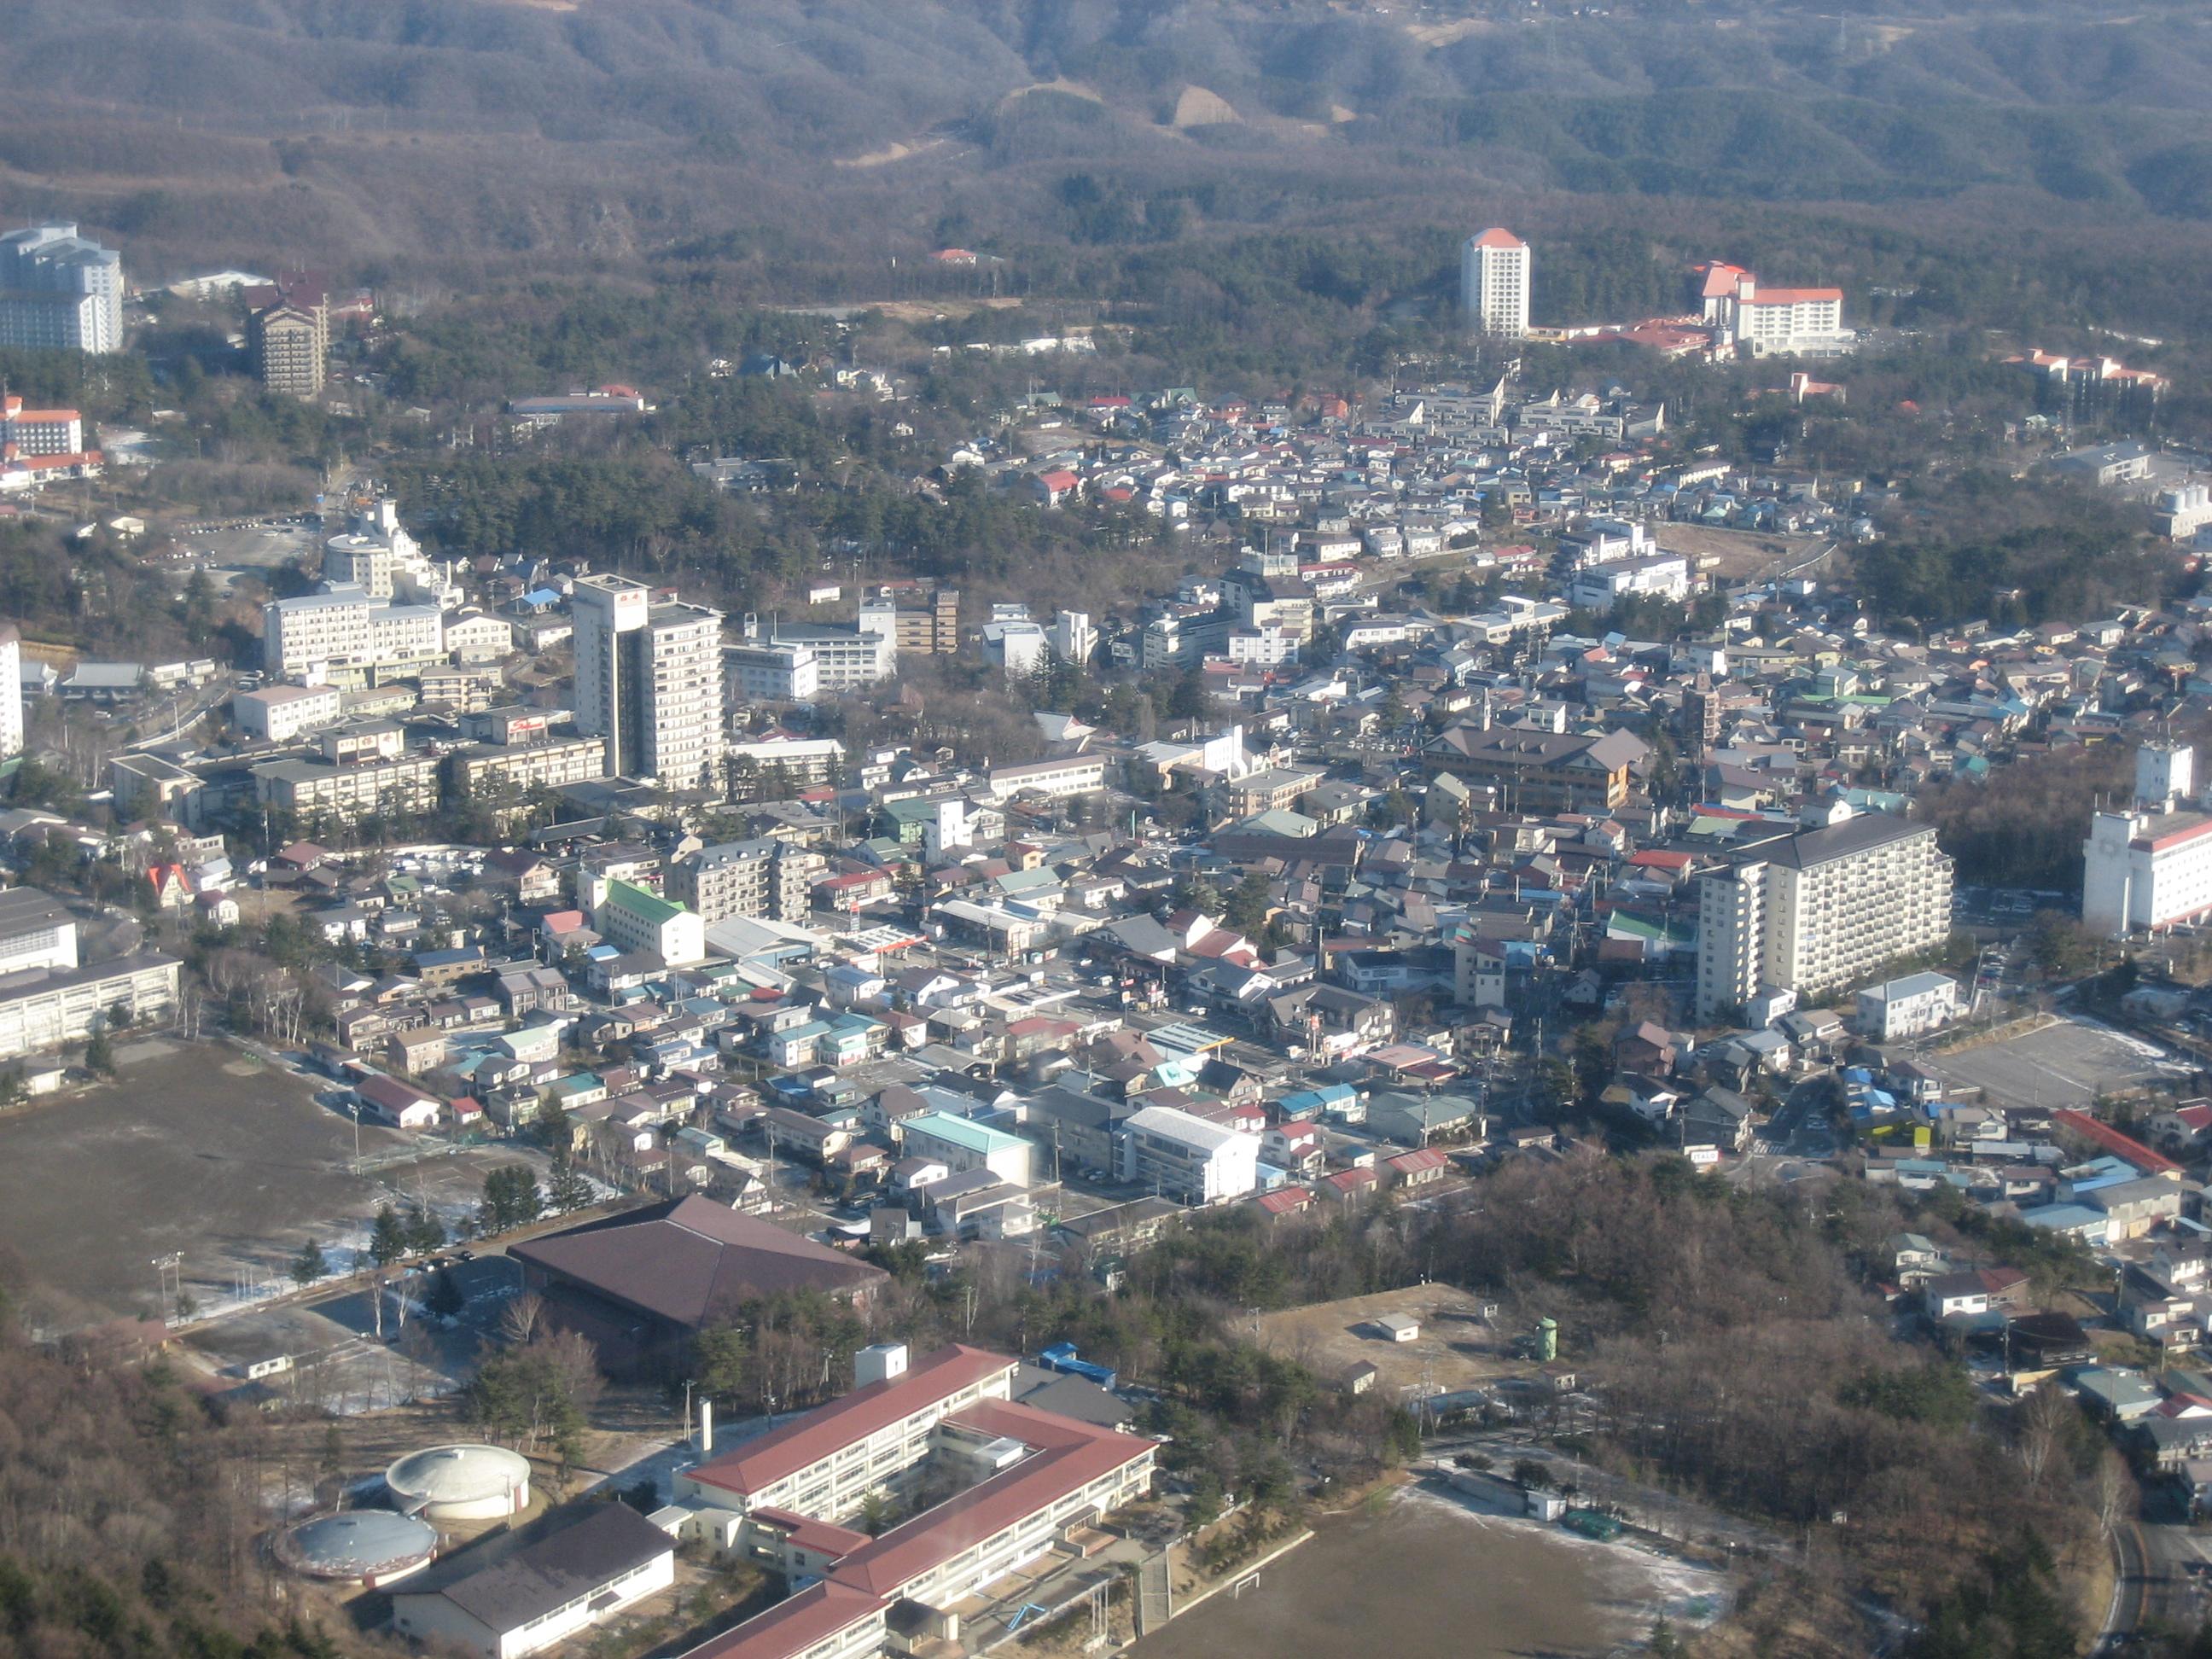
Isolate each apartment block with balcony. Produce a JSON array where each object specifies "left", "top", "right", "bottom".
[
  {"left": 672, "top": 839, "right": 824, "bottom": 925},
  {"left": 1696, "top": 808, "right": 1953, "bottom": 1022}
]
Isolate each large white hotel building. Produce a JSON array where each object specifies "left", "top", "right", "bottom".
[{"left": 2084, "top": 742, "right": 2212, "bottom": 937}]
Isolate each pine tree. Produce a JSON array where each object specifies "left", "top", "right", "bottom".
[
  {"left": 369, "top": 1204, "right": 410, "bottom": 1267},
  {"left": 426, "top": 1268, "right": 465, "bottom": 1319},
  {"left": 550, "top": 1162, "right": 593, "bottom": 1214},
  {"left": 405, "top": 1202, "right": 445, "bottom": 1254},
  {"left": 289, "top": 1239, "right": 328, "bottom": 1288}
]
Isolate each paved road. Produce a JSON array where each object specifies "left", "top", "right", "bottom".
[{"left": 2104, "top": 1519, "right": 2151, "bottom": 1652}]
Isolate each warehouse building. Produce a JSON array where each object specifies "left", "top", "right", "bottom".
[{"left": 390, "top": 1502, "right": 674, "bottom": 1659}]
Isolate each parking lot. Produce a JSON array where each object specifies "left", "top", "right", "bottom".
[
  {"left": 1919, "top": 1016, "right": 2189, "bottom": 1110},
  {"left": 186, "top": 520, "right": 317, "bottom": 596},
  {"left": 0, "top": 1038, "right": 551, "bottom": 1332},
  {"left": 1953, "top": 884, "right": 2069, "bottom": 928}
]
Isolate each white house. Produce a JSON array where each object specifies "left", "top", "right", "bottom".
[{"left": 1856, "top": 971, "right": 1959, "bottom": 1042}]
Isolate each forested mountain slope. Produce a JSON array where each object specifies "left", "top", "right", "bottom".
[{"left": 3, "top": 0, "right": 2211, "bottom": 276}]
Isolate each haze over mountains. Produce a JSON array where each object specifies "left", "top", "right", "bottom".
[{"left": 4, "top": 0, "right": 2211, "bottom": 275}]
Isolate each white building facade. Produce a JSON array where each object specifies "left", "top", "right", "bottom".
[
  {"left": 0, "top": 224, "right": 123, "bottom": 353},
  {"left": 1696, "top": 809, "right": 1953, "bottom": 1021},
  {"left": 573, "top": 575, "right": 725, "bottom": 787},
  {"left": 0, "top": 624, "right": 21, "bottom": 760},
  {"left": 1117, "top": 1105, "right": 1260, "bottom": 1203},
  {"left": 2082, "top": 742, "right": 2212, "bottom": 936},
  {"left": 1857, "top": 972, "right": 1959, "bottom": 1042},
  {"left": 1460, "top": 228, "right": 1530, "bottom": 338}
]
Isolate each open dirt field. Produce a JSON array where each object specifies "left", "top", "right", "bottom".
[
  {"left": 0, "top": 1038, "right": 550, "bottom": 1330},
  {"left": 1253, "top": 1283, "right": 1533, "bottom": 1399},
  {"left": 1137, "top": 1484, "right": 1728, "bottom": 1659},
  {"left": 1650, "top": 522, "right": 1833, "bottom": 583}
]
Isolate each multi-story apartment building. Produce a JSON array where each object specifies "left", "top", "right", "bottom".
[
  {"left": 728, "top": 736, "right": 843, "bottom": 792},
  {"left": 1423, "top": 723, "right": 1642, "bottom": 814},
  {"left": 232, "top": 684, "right": 343, "bottom": 744},
  {"left": 263, "top": 588, "right": 445, "bottom": 681},
  {"left": 1460, "top": 227, "right": 1530, "bottom": 338},
  {"left": 876, "top": 586, "right": 959, "bottom": 655},
  {"left": 415, "top": 665, "right": 504, "bottom": 713},
  {"left": 253, "top": 723, "right": 439, "bottom": 827},
  {"left": 747, "top": 613, "right": 895, "bottom": 694},
  {"left": 0, "top": 623, "right": 20, "bottom": 760},
  {"left": 573, "top": 575, "right": 725, "bottom": 788},
  {"left": 1695, "top": 807, "right": 1953, "bottom": 1021},
  {"left": 1118, "top": 1105, "right": 1260, "bottom": 1203},
  {"left": 2083, "top": 742, "right": 2212, "bottom": 936},
  {"left": 251, "top": 300, "right": 328, "bottom": 399},
  {"left": 672, "top": 839, "right": 825, "bottom": 925},
  {"left": 726, "top": 640, "right": 818, "bottom": 704},
  {"left": 445, "top": 734, "right": 608, "bottom": 804},
  {"left": 0, "top": 224, "right": 123, "bottom": 354}
]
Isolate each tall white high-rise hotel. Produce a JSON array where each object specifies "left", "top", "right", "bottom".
[
  {"left": 1460, "top": 227, "right": 1530, "bottom": 339},
  {"left": 573, "top": 575, "right": 724, "bottom": 790},
  {"left": 0, "top": 224, "right": 123, "bottom": 354}
]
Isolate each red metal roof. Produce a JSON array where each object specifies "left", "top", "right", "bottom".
[
  {"left": 1468, "top": 227, "right": 1526, "bottom": 249},
  {"left": 823, "top": 1399, "right": 1155, "bottom": 1598},
  {"left": 1386, "top": 1147, "right": 1452, "bottom": 1173},
  {"left": 2133, "top": 817, "right": 2212, "bottom": 854},
  {"left": 683, "top": 1580, "right": 885, "bottom": 1659},
  {"left": 747, "top": 1507, "right": 874, "bottom": 1559},
  {"left": 687, "top": 1344, "right": 1016, "bottom": 1498},
  {"left": 2051, "top": 1109, "right": 2181, "bottom": 1175}
]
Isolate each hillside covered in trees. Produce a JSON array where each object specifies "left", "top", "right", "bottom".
[{"left": 6, "top": 0, "right": 2212, "bottom": 325}]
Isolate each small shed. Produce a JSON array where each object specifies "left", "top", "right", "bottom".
[
  {"left": 1377, "top": 1313, "right": 1421, "bottom": 1344},
  {"left": 1340, "top": 1360, "right": 1379, "bottom": 1396}
]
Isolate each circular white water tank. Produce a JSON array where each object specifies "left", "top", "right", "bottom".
[
  {"left": 273, "top": 1510, "right": 439, "bottom": 1586},
  {"left": 383, "top": 1444, "right": 532, "bottom": 1523}
]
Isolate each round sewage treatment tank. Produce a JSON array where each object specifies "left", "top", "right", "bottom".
[
  {"left": 383, "top": 1443, "right": 532, "bottom": 1523},
  {"left": 274, "top": 1511, "right": 440, "bottom": 1587}
]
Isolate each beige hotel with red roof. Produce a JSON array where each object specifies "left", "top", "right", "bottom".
[
  {"left": 1695, "top": 261, "right": 1853, "bottom": 358},
  {"left": 664, "top": 1342, "right": 1156, "bottom": 1659}
]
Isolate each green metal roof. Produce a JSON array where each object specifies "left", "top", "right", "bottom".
[
  {"left": 605, "top": 878, "right": 687, "bottom": 927},
  {"left": 905, "top": 1111, "right": 1027, "bottom": 1156}
]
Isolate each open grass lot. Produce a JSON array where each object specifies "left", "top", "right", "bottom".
[
  {"left": 0, "top": 1038, "right": 546, "bottom": 1330},
  {"left": 1921, "top": 1016, "right": 2188, "bottom": 1110}
]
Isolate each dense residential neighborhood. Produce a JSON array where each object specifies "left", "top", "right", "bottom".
[{"left": 11, "top": 181, "right": 2212, "bottom": 1659}]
